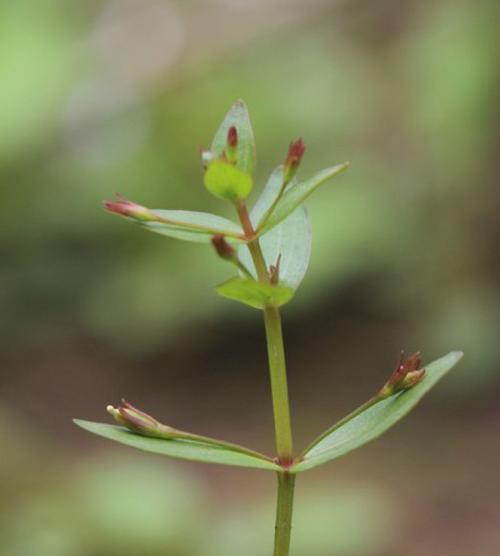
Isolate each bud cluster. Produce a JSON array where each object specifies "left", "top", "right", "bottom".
[{"left": 379, "top": 352, "right": 426, "bottom": 398}]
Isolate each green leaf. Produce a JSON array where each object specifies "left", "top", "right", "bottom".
[
  {"left": 211, "top": 99, "right": 256, "bottom": 175},
  {"left": 250, "top": 165, "right": 289, "bottom": 223},
  {"left": 204, "top": 159, "right": 253, "bottom": 202},
  {"left": 239, "top": 166, "right": 312, "bottom": 290},
  {"left": 136, "top": 210, "right": 243, "bottom": 243},
  {"left": 259, "top": 162, "right": 349, "bottom": 234},
  {"left": 291, "top": 351, "right": 463, "bottom": 473},
  {"left": 74, "top": 420, "right": 280, "bottom": 471},
  {"left": 216, "top": 277, "right": 294, "bottom": 309}
]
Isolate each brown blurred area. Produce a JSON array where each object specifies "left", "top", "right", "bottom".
[{"left": 1, "top": 0, "right": 499, "bottom": 554}]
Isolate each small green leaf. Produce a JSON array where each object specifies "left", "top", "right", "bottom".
[
  {"left": 291, "top": 351, "right": 463, "bottom": 473},
  {"left": 216, "top": 277, "right": 294, "bottom": 309},
  {"left": 239, "top": 166, "right": 311, "bottom": 290},
  {"left": 74, "top": 420, "right": 280, "bottom": 471},
  {"left": 211, "top": 99, "right": 256, "bottom": 175},
  {"left": 204, "top": 159, "right": 253, "bottom": 202},
  {"left": 136, "top": 210, "right": 244, "bottom": 243},
  {"left": 259, "top": 162, "right": 349, "bottom": 234}
]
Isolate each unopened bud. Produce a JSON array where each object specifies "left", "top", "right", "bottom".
[
  {"left": 211, "top": 234, "right": 236, "bottom": 261},
  {"left": 379, "top": 352, "right": 426, "bottom": 398},
  {"left": 103, "top": 196, "right": 155, "bottom": 222},
  {"left": 225, "top": 125, "right": 238, "bottom": 164},
  {"left": 283, "top": 138, "right": 305, "bottom": 183},
  {"left": 107, "top": 399, "right": 178, "bottom": 438},
  {"left": 227, "top": 126, "right": 238, "bottom": 148}
]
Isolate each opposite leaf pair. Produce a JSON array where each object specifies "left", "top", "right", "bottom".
[{"left": 75, "top": 351, "right": 463, "bottom": 472}]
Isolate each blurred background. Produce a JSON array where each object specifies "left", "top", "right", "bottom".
[{"left": 1, "top": 0, "right": 499, "bottom": 554}]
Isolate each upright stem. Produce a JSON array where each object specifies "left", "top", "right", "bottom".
[
  {"left": 264, "top": 306, "right": 294, "bottom": 555},
  {"left": 235, "top": 201, "right": 295, "bottom": 555},
  {"left": 273, "top": 472, "right": 296, "bottom": 556},
  {"left": 263, "top": 305, "right": 293, "bottom": 460}
]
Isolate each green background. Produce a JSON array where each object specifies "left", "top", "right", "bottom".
[{"left": 1, "top": 0, "right": 499, "bottom": 554}]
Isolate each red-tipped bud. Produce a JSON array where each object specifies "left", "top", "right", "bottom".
[
  {"left": 285, "top": 138, "right": 305, "bottom": 170},
  {"left": 211, "top": 234, "right": 236, "bottom": 261},
  {"left": 103, "top": 196, "right": 155, "bottom": 222},
  {"left": 379, "top": 352, "right": 426, "bottom": 398},
  {"left": 107, "top": 399, "right": 178, "bottom": 438},
  {"left": 225, "top": 125, "right": 238, "bottom": 164},
  {"left": 227, "top": 125, "right": 238, "bottom": 148},
  {"left": 283, "top": 138, "right": 305, "bottom": 184}
]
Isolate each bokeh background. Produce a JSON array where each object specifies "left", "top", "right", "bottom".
[{"left": 1, "top": 0, "right": 499, "bottom": 554}]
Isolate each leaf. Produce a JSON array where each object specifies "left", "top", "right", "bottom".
[
  {"left": 136, "top": 210, "right": 244, "bottom": 243},
  {"left": 291, "top": 351, "right": 463, "bottom": 473},
  {"left": 239, "top": 166, "right": 312, "bottom": 290},
  {"left": 74, "top": 420, "right": 280, "bottom": 471},
  {"left": 216, "top": 277, "right": 294, "bottom": 309},
  {"left": 250, "top": 165, "right": 289, "bottom": 224},
  {"left": 259, "top": 162, "right": 350, "bottom": 234},
  {"left": 211, "top": 99, "right": 256, "bottom": 175},
  {"left": 204, "top": 159, "right": 253, "bottom": 201}
]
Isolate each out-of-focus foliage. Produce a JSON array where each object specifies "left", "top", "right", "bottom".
[{"left": 1, "top": 0, "right": 499, "bottom": 555}]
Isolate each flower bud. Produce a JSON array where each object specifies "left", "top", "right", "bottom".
[
  {"left": 107, "top": 399, "right": 178, "bottom": 438},
  {"left": 379, "top": 352, "right": 426, "bottom": 398},
  {"left": 211, "top": 234, "right": 236, "bottom": 261},
  {"left": 227, "top": 125, "right": 238, "bottom": 149},
  {"left": 283, "top": 138, "right": 305, "bottom": 183},
  {"left": 225, "top": 125, "right": 238, "bottom": 164},
  {"left": 103, "top": 196, "right": 155, "bottom": 222}
]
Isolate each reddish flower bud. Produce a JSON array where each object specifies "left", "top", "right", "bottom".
[
  {"left": 227, "top": 125, "right": 238, "bottom": 148},
  {"left": 211, "top": 234, "right": 236, "bottom": 261},
  {"left": 103, "top": 196, "right": 155, "bottom": 221},
  {"left": 379, "top": 352, "right": 426, "bottom": 398},
  {"left": 285, "top": 138, "right": 305, "bottom": 170},
  {"left": 107, "top": 399, "right": 178, "bottom": 438}
]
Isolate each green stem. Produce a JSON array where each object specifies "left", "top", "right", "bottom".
[
  {"left": 235, "top": 202, "right": 293, "bottom": 458},
  {"left": 273, "top": 472, "right": 296, "bottom": 556},
  {"left": 263, "top": 305, "right": 293, "bottom": 460},
  {"left": 235, "top": 201, "right": 295, "bottom": 555}
]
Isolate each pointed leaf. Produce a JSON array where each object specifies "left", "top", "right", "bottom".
[
  {"left": 259, "top": 162, "right": 349, "bottom": 234},
  {"left": 74, "top": 420, "right": 280, "bottom": 471},
  {"left": 216, "top": 277, "right": 294, "bottom": 309},
  {"left": 291, "top": 351, "right": 463, "bottom": 473},
  {"left": 239, "top": 166, "right": 312, "bottom": 290},
  {"left": 211, "top": 100, "right": 256, "bottom": 175},
  {"left": 136, "top": 210, "right": 243, "bottom": 243}
]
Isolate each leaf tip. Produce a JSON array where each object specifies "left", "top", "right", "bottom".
[
  {"left": 233, "top": 98, "right": 247, "bottom": 109},
  {"left": 73, "top": 418, "right": 91, "bottom": 431},
  {"left": 449, "top": 350, "right": 464, "bottom": 363}
]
